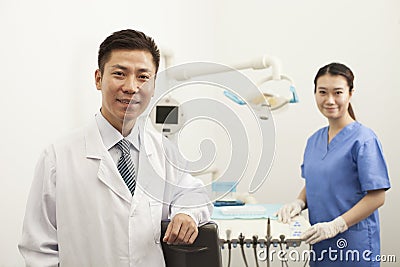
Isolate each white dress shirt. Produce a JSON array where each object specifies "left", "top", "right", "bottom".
[{"left": 95, "top": 111, "right": 140, "bottom": 172}]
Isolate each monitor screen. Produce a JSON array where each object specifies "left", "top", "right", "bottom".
[{"left": 156, "top": 106, "right": 179, "bottom": 124}]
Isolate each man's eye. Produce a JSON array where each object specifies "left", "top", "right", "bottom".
[
  {"left": 336, "top": 91, "right": 343, "bottom": 95},
  {"left": 139, "top": 75, "right": 150, "bottom": 80},
  {"left": 113, "top": 71, "right": 124, "bottom": 76}
]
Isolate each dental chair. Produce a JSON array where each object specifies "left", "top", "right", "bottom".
[{"left": 161, "top": 220, "right": 222, "bottom": 267}]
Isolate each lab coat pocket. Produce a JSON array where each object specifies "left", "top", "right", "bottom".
[{"left": 149, "top": 200, "right": 162, "bottom": 244}]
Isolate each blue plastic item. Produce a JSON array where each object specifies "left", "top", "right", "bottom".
[{"left": 223, "top": 90, "right": 246, "bottom": 105}]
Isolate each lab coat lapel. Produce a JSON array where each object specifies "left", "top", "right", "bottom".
[
  {"left": 85, "top": 119, "right": 132, "bottom": 204},
  {"left": 135, "top": 123, "right": 166, "bottom": 203}
]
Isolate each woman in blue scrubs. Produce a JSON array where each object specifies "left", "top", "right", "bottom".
[{"left": 277, "top": 63, "right": 391, "bottom": 266}]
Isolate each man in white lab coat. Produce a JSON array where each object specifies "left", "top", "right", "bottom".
[{"left": 18, "top": 29, "right": 212, "bottom": 267}]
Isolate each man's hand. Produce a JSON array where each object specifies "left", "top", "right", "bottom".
[{"left": 162, "top": 213, "right": 198, "bottom": 245}]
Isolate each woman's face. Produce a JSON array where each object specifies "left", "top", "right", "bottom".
[{"left": 315, "top": 74, "right": 352, "bottom": 121}]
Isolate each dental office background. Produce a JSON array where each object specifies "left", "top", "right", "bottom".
[{"left": 1, "top": 0, "right": 399, "bottom": 266}]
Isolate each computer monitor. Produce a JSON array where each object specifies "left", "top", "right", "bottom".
[
  {"left": 161, "top": 221, "right": 222, "bottom": 267},
  {"left": 150, "top": 97, "right": 184, "bottom": 136},
  {"left": 156, "top": 105, "right": 179, "bottom": 125}
]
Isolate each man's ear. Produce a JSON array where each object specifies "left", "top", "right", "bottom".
[
  {"left": 151, "top": 75, "right": 156, "bottom": 97},
  {"left": 95, "top": 69, "right": 102, "bottom": 90}
]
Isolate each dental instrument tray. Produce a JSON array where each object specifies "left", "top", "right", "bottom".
[{"left": 211, "top": 204, "right": 282, "bottom": 219}]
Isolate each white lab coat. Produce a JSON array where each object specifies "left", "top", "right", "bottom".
[{"left": 19, "top": 117, "right": 212, "bottom": 267}]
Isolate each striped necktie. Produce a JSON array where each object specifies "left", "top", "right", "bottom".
[{"left": 116, "top": 139, "right": 136, "bottom": 195}]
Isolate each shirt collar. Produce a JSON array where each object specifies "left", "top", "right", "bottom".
[{"left": 95, "top": 111, "right": 140, "bottom": 151}]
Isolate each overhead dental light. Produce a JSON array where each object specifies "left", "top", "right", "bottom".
[
  {"left": 228, "top": 55, "right": 299, "bottom": 111},
  {"left": 253, "top": 74, "right": 299, "bottom": 110},
  {"left": 163, "top": 54, "right": 299, "bottom": 112}
]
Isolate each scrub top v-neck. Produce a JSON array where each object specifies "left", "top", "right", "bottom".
[{"left": 301, "top": 121, "right": 390, "bottom": 267}]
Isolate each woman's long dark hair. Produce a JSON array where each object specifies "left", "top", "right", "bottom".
[{"left": 314, "top": 62, "right": 356, "bottom": 120}]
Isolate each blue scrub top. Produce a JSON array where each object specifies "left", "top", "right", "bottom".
[{"left": 301, "top": 121, "right": 390, "bottom": 267}]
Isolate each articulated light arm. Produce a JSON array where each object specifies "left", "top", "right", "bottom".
[
  {"left": 168, "top": 55, "right": 282, "bottom": 81},
  {"left": 231, "top": 55, "right": 282, "bottom": 80},
  {"left": 160, "top": 53, "right": 299, "bottom": 110}
]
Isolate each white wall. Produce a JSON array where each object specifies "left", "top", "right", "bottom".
[{"left": 0, "top": 0, "right": 399, "bottom": 266}]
